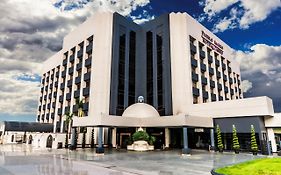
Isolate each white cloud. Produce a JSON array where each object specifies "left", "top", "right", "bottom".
[
  {"left": 200, "top": 0, "right": 281, "bottom": 32},
  {"left": 130, "top": 10, "right": 155, "bottom": 24},
  {"left": 0, "top": 0, "right": 152, "bottom": 117},
  {"left": 233, "top": 44, "right": 281, "bottom": 75},
  {"left": 241, "top": 80, "right": 252, "bottom": 93}
]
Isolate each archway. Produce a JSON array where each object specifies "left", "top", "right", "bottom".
[
  {"left": 28, "top": 135, "right": 33, "bottom": 144},
  {"left": 46, "top": 135, "right": 53, "bottom": 148}
]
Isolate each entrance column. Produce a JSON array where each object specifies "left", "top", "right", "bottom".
[
  {"left": 182, "top": 127, "right": 191, "bottom": 155},
  {"left": 165, "top": 128, "right": 170, "bottom": 148},
  {"left": 210, "top": 128, "right": 215, "bottom": 150},
  {"left": 112, "top": 128, "right": 117, "bottom": 148},
  {"left": 96, "top": 127, "right": 104, "bottom": 154},
  {"left": 70, "top": 127, "right": 77, "bottom": 150}
]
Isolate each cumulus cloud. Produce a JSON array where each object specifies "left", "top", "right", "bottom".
[
  {"left": 233, "top": 44, "right": 281, "bottom": 111},
  {"left": 200, "top": 0, "right": 281, "bottom": 32},
  {"left": 0, "top": 0, "right": 152, "bottom": 118},
  {"left": 241, "top": 80, "right": 252, "bottom": 93}
]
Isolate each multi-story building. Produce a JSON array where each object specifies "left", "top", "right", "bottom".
[{"left": 37, "top": 12, "right": 281, "bottom": 154}]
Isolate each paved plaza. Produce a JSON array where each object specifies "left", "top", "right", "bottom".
[{"left": 0, "top": 145, "right": 267, "bottom": 175}]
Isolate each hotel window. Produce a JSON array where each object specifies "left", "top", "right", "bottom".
[
  {"left": 193, "top": 96, "right": 198, "bottom": 104},
  {"left": 192, "top": 81, "right": 198, "bottom": 88},
  {"left": 189, "top": 36, "right": 196, "bottom": 45},
  {"left": 146, "top": 31, "right": 153, "bottom": 106},
  {"left": 210, "top": 87, "right": 214, "bottom": 94},
  {"left": 128, "top": 31, "right": 136, "bottom": 106}
]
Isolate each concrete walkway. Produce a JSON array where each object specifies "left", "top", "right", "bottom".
[{"left": 0, "top": 145, "right": 267, "bottom": 175}]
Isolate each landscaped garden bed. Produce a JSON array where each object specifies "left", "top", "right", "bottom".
[{"left": 212, "top": 158, "right": 281, "bottom": 175}]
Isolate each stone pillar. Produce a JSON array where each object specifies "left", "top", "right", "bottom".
[
  {"left": 112, "top": 128, "right": 117, "bottom": 148},
  {"left": 165, "top": 128, "right": 170, "bottom": 148},
  {"left": 182, "top": 127, "right": 191, "bottom": 155},
  {"left": 267, "top": 128, "right": 277, "bottom": 153},
  {"left": 210, "top": 128, "right": 215, "bottom": 150},
  {"left": 70, "top": 127, "right": 76, "bottom": 150},
  {"left": 96, "top": 127, "right": 104, "bottom": 154}
]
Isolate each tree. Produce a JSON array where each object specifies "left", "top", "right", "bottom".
[
  {"left": 64, "top": 112, "right": 73, "bottom": 148},
  {"left": 76, "top": 98, "right": 84, "bottom": 117},
  {"left": 232, "top": 125, "right": 240, "bottom": 153},
  {"left": 251, "top": 125, "right": 258, "bottom": 155},
  {"left": 216, "top": 124, "right": 224, "bottom": 152}
]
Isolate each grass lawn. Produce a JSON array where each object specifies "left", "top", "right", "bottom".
[{"left": 215, "top": 158, "right": 281, "bottom": 175}]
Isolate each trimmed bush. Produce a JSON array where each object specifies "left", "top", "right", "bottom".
[
  {"left": 132, "top": 131, "right": 155, "bottom": 145},
  {"left": 216, "top": 124, "right": 224, "bottom": 152},
  {"left": 251, "top": 125, "right": 258, "bottom": 154},
  {"left": 232, "top": 125, "right": 240, "bottom": 153}
]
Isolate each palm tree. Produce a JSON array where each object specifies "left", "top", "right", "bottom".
[
  {"left": 76, "top": 98, "right": 84, "bottom": 117},
  {"left": 64, "top": 112, "right": 73, "bottom": 148}
]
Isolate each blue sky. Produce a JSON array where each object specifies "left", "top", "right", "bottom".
[{"left": 0, "top": 0, "right": 280, "bottom": 122}]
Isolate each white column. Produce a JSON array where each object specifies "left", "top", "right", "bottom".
[
  {"left": 165, "top": 128, "right": 170, "bottom": 148},
  {"left": 267, "top": 128, "right": 277, "bottom": 153},
  {"left": 112, "top": 128, "right": 117, "bottom": 148}
]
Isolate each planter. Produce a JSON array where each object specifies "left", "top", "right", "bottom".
[
  {"left": 218, "top": 149, "right": 223, "bottom": 153},
  {"left": 253, "top": 152, "right": 258, "bottom": 155},
  {"left": 127, "top": 140, "right": 154, "bottom": 151},
  {"left": 211, "top": 169, "right": 225, "bottom": 175},
  {"left": 234, "top": 150, "right": 239, "bottom": 154}
]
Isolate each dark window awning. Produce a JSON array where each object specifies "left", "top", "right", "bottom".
[{"left": 1, "top": 121, "right": 53, "bottom": 132}]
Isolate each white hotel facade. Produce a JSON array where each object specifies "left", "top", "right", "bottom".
[{"left": 37, "top": 12, "right": 281, "bottom": 154}]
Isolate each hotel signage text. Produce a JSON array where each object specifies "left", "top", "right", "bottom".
[{"left": 201, "top": 31, "right": 224, "bottom": 55}]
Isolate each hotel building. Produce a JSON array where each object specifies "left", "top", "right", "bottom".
[{"left": 37, "top": 12, "right": 281, "bottom": 154}]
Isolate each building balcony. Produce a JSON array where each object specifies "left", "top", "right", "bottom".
[
  {"left": 200, "top": 63, "right": 206, "bottom": 72},
  {"left": 76, "top": 62, "right": 82, "bottom": 71},
  {"left": 62, "top": 59, "right": 67, "bottom": 66},
  {"left": 223, "top": 74, "right": 227, "bottom": 81},
  {"left": 38, "top": 106, "right": 41, "bottom": 111},
  {"left": 74, "top": 89, "right": 80, "bottom": 98},
  {"left": 67, "top": 79, "right": 72, "bottom": 87},
  {"left": 66, "top": 93, "right": 71, "bottom": 100},
  {"left": 215, "top": 59, "right": 220, "bottom": 66},
  {"left": 85, "top": 57, "right": 92, "bottom": 67},
  {"left": 53, "top": 92, "right": 57, "bottom": 98},
  {"left": 216, "top": 72, "right": 221, "bottom": 78},
  {"left": 192, "top": 72, "right": 198, "bottom": 82},
  {"left": 224, "top": 87, "right": 229, "bottom": 93},
  {"left": 69, "top": 54, "right": 75, "bottom": 62},
  {"left": 73, "top": 105, "right": 78, "bottom": 113},
  {"left": 59, "top": 95, "right": 63, "bottom": 102},
  {"left": 222, "top": 63, "right": 226, "bottom": 70},
  {"left": 83, "top": 102, "right": 89, "bottom": 111},
  {"left": 201, "top": 76, "right": 207, "bottom": 85},
  {"left": 209, "top": 67, "right": 214, "bottom": 75},
  {"left": 61, "top": 70, "right": 66, "bottom": 77},
  {"left": 203, "top": 91, "right": 208, "bottom": 99},
  {"left": 39, "top": 97, "right": 42, "bottom": 102},
  {"left": 52, "top": 102, "right": 56, "bottom": 108},
  {"left": 77, "top": 50, "right": 83, "bottom": 58},
  {"left": 58, "top": 108, "right": 62, "bottom": 115},
  {"left": 47, "top": 103, "right": 51, "bottom": 109},
  {"left": 41, "top": 87, "right": 44, "bottom": 92},
  {"left": 199, "top": 50, "right": 205, "bottom": 59},
  {"left": 51, "top": 113, "right": 54, "bottom": 120},
  {"left": 43, "top": 104, "right": 46, "bottom": 109},
  {"left": 84, "top": 72, "right": 91, "bottom": 82},
  {"left": 44, "top": 95, "right": 47, "bottom": 100},
  {"left": 68, "top": 67, "right": 74, "bottom": 75},
  {"left": 75, "top": 76, "right": 81, "bottom": 84},
  {"left": 218, "top": 83, "right": 222, "bottom": 90},
  {"left": 48, "top": 94, "right": 52, "bottom": 99},
  {"left": 208, "top": 54, "right": 213, "bottom": 63},
  {"left": 190, "top": 43, "right": 197, "bottom": 54},
  {"left": 211, "top": 94, "right": 216, "bottom": 101},
  {"left": 83, "top": 87, "right": 90, "bottom": 96},
  {"left": 210, "top": 80, "right": 215, "bottom": 88},
  {"left": 86, "top": 43, "right": 93, "bottom": 53},
  {"left": 56, "top": 71, "right": 59, "bottom": 77},
  {"left": 191, "top": 58, "right": 197, "bottom": 68},
  {"left": 230, "top": 89, "right": 234, "bottom": 95},
  {"left": 229, "top": 78, "right": 233, "bottom": 84},
  {"left": 60, "top": 83, "right": 65, "bottom": 90},
  {"left": 64, "top": 106, "right": 70, "bottom": 113},
  {"left": 46, "top": 115, "right": 49, "bottom": 121},
  {"left": 46, "top": 77, "right": 49, "bottom": 82},
  {"left": 54, "top": 81, "right": 58, "bottom": 87},
  {"left": 193, "top": 87, "right": 199, "bottom": 96}
]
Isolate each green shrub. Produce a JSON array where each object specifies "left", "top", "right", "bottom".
[
  {"left": 251, "top": 125, "right": 258, "bottom": 152},
  {"left": 232, "top": 125, "right": 240, "bottom": 151},
  {"left": 132, "top": 131, "right": 156, "bottom": 145},
  {"left": 216, "top": 124, "right": 224, "bottom": 151}
]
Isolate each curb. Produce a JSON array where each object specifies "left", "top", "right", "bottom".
[{"left": 211, "top": 169, "right": 225, "bottom": 175}]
